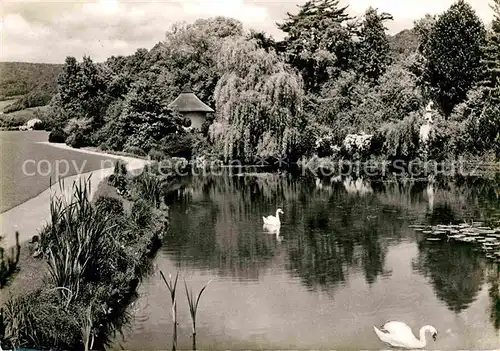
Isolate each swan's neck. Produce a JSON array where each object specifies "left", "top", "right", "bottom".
[
  {"left": 275, "top": 210, "right": 281, "bottom": 221},
  {"left": 417, "top": 325, "right": 432, "bottom": 347}
]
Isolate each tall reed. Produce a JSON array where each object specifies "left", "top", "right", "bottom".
[
  {"left": 160, "top": 270, "right": 179, "bottom": 350},
  {"left": 134, "top": 171, "right": 164, "bottom": 208},
  {"left": 184, "top": 278, "right": 212, "bottom": 350}
]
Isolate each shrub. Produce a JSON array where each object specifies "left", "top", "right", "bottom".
[
  {"left": 123, "top": 145, "right": 146, "bottom": 157},
  {"left": 99, "top": 142, "right": 110, "bottom": 151},
  {"left": 340, "top": 133, "right": 373, "bottom": 160},
  {"left": 31, "top": 119, "right": 45, "bottom": 130},
  {"left": 95, "top": 196, "right": 124, "bottom": 216},
  {"left": 130, "top": 198, "right": 153, "bottom": 227},
  {"left": 109, "top": 160, "right": 129, "bottom": 194},
  {"left": 462, "top": 101, "right": 500, "bottom": 157},
  {"left": 132, "top": 172, "right": 164, "bottom": 208},
  {"left": 160, "top": 133, "right": 194, "bottom": 160},
  {"left": 113, "top": 159, "right": 128, "bottom": 176},
  {"left": 427, "top": 119, "right": 463, "bottom": 161},
  {"left": 379, "top": 113, "right": 420, "bottom": 161},
  {"left": 48, "top": 127, "right": 67, "bottom": 143},
  {"left": 148, "top": 148, "right": 166, "bottom": 162},
  {"left": 65, "top": 129, "right": 86, "bottom": 148},
  {"left": 315, "top": 133, "right": 338, "bottom": 158},
  {"left": 107, "top": 174, "right": 127, "bottom": 192}
]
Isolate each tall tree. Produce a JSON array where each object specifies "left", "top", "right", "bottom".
[
  {"left": 158, "top": 17, "right": 244, "bottom": 105},
  {"left": 276, "top": 0, "right": 356, "bottom": 93},
  {"left": 247, "top": 29, "right": 276, "bottom": 52},
  {"left": 413, "top": 14, "right": 437, "bottom": 53},
  {"left": 211, "top": 38, "right": 305, "bottom": 162},
  {"left": 423, "top": 0, "right": 486, "bottom": 116},
  {"left": 482, "top": 0, "right": 500, "bottom": 101},
  {"left": 55, "top": 56, "right": 108, "bottom": 127},
  {"left": 107, "top": 78, "right": 187, "bottom": 152},
  {"left": 356, "top": 7, "right": 393, "bottom": 83}
]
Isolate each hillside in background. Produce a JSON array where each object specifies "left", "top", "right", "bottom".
[
  {"left": 0, "top": 62, "right": 62, "bottom": 112},
  {"left": 388, "top": 29, "right": 420, "bottom": 57}
]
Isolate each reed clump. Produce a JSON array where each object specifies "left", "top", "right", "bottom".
[
  {"left": 132, "top": 162, "right": 178, "bottom": 209},
  {"left": 160, "top": 271, "right": 179, "bottom": 350}
]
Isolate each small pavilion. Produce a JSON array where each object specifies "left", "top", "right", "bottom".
[{"left": 168, "top": 87, "right": 214, "bottom": 130}]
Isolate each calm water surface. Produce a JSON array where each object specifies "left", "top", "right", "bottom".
[
  {"left": 117, "top": 171, "right": 500, "bottom": 350},
  {"left": 0, "top": 131, "right": 115, "bottom": 213}
]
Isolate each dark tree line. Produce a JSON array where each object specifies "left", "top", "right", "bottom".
[{"left": 46, "top": 0, "right": 500, "bottom": 163}]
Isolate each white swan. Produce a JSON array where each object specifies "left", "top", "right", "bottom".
[
  {"left": 263, "top": 208, "right": 283, "bottom": 226},
  {"left": 263, "top": 223, "right": 284, "bottom": 242},
  {"left": 373, "top": 321, "right": 437, "bottom": 349}
]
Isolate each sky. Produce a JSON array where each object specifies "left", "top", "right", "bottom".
[{"left": 0, "top": 0, "right": 495, "bottom": 64}]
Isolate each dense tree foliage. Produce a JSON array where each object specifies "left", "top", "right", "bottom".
[
  {"left": 158, "top": 17, "right": 244, "bottom": 105},
  {"left": 41, "top": 0, "right": 500, "bottom": 165},
  {"left": 482, "top": 0, "right": 500, "bottom": 102},
  {"left": 422, "top": 0, "right": 486, "bottom": 116},
  {"left": 211, "top": 38, "right": 305, "bottom": 162},
  {"left": 356, "top": 7, "right": 393, "bottom": 83},
  {"left": 277, "top": 0, "right": 356, "bottom": 93},
  {"left": 56, "top": 56, "right": 109, "bottom": 128},
  {"left": 99, "top": 78, "right": 188, "bottom": 153},
  {"left": 414, "top": 14, "right": 437, "bottom": 53}
]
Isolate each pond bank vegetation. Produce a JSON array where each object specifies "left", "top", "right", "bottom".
[
  {"left": 0, "top": 232, "right": 21, "bottom": 289},
  {"left": 0, "top": 160, "right": 170, "bottom": 350}
]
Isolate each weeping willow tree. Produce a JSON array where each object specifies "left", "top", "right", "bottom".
[{"left": 210, "top": 38, "right": 306, "bottom": 163}]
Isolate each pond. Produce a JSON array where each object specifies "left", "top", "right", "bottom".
[{"left": 116, "top": 170, "right": 500, "bottom": 350}]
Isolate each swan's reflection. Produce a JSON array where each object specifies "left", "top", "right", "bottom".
[{"left": 263, "top": 223, "right": 284, "bottom": 242}]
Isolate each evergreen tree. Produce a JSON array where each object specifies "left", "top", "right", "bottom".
[
  {"left": 423, "top": 0, "right": 486, "bottom": 116},
  {"left": 277, "top": 0, "right": 356, "bottom": 93},
  {"left": 482, "top": 0, "right": 500, "bottom": 101},
  {"left": 356, "top": 7, "right": 393, "bottom": 83}
]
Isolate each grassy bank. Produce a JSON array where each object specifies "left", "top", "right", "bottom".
[{"left": 0, "top": 160, "right": 170, "bottom": 350}]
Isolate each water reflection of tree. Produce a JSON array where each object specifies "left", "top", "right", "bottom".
[
  {"left": 439, "top": 174, "right": 500, "bottom": 225},
  {"left": 161, "top": 171, "right": 295, "bottom": 281},
  {"left": 425, "top": 204, "right": 458, "bottom": 225},
  {"left": 286, "top": 180, "right": 405, "bottom": 291},
  {"left": 487, "top": 263, "right": 500, "bottom": 330},
  {"left": 412, "top": 240, "right": 485, "bottom": 313},
  {"left": 162, "top": 171, "right": 500, "bottom": 298}
]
